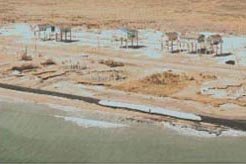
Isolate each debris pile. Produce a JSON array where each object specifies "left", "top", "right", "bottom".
[
  {"left": 11, "top": 64, "right": 38, "bottom": 72},
  {"left": 20, "top": 53, "right": 32, "bottom": 61},
  {"left": 41, "top": 59, "right": 56, "bottom": 66},
  {"left": 99, "top": 60, "right": 125, "bottom": 68}
]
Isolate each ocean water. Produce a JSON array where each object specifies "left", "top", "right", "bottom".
[{"left": 1, "top": 100, "right": 246, "bottom": 163}]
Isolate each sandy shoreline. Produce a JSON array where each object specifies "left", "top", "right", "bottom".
[{"left": 0, "top": 82, "right": 246, "bottom": 136}]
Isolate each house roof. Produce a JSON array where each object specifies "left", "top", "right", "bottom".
[
  {"left": 55, "top": 23, "right": 72, "bottom": 32},
  {"left": 166, "top": 32, "right": 178, "bottom": 41},
  {"left": 180, "top": 33, "right": 205, "bottom": 42},
  {"left": 37, "top": 24, "right": 52, "bottom": 31},
  {"left": 120, "top": 28, "right": 138, "bottom": 38},
  {"left": 120, "top": 28, "right": 137, "bottom": 33},
  {"left": 207, "top": 34, "right": 223, "bottom": 44},
  {"left": 60, "top": 27, "right": 72, "bottom": 32}
]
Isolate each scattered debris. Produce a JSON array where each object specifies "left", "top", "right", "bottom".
[
  {"left": 99, "top": 60, "right": 125, "bottom": 67},
  {"left": 62, "top": 60, "right": 87, "bottom": 70},
  {"left": 199, "top": 73, "right": 217, "bottom": 80},
  {"left": 11, "top": 70, "right": 24, "bottom": 77},
  {"left": 20, "top": 46, "right": 32, "bottom": 61},
  {"left": 33, "top": 70, "right": 56, "bottom": 76},
  {"left": 80, "top": 70, "right": 127, "bottom": 83},
  {"left": 225, "top": 60, "right": 235, "bottom": 65},
  {"left": 78, "top": 80, "right": 110, "bottom": 86},
  {"left": 38, "top": 71, "right": 66, "bottom": 80},
  {"left": 41, "top": 59, "right": 56, "bottom": 66},
  {"left": 11, "top": 64, "right": 39, "bottom": 72},
  {"left": 20, "top": 53, "right": 32, "bottom": 61}
]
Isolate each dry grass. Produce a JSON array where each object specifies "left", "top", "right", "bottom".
[
  {"left": 115, "top": 71, "right": 217, "bottom": 97},
  {"left": 1, "top": 0, "right": 246, "bottom": 33},
  {"left": 142, "top": 72, "right": 193, "bottom": 85},
  {"left": 116, "top": 72, "right": 195, "bottom": 96},
  {"left": 115, "top": 70, "right": 246, "bottom": 109}
]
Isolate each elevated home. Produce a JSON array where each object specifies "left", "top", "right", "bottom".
[
  {"left": 34, "top": 24, "right": 57, "bottom": 41},
  {"left": 118, "top": 29, "right": 139, "bottom": 48},
  {"left": 58, "top": 25, "right": 72, "bottom": 42},
  {"left": 180, "top": 33, "right": 205, "bottom": 53},
  {"left": 35, "top": 23, "right": 74, "bottom": 42},
  {"left": 165, "top": 32, "right": 179, "bottom": 53},
  {"left": 206, "top": 34, "right": 223, "bottom": 55}
]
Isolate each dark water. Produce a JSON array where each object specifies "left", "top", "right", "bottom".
[{"left": 1, "top": 100, "right": 246, "bottom": 163}]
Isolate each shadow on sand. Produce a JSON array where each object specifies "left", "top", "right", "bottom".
[
  {"left": 59, "top": 40, "right": 80, "bottom": 43},
  {"left": 214, "top": 52, "right": 232, "bottom": 57}
]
